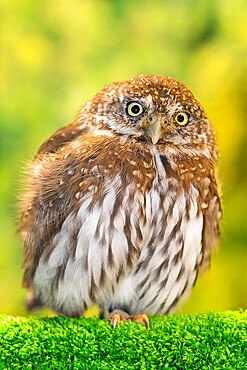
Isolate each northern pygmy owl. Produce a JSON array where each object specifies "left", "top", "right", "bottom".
[{"left": 20, "top": 74, "right": 222, "bottom": 329}]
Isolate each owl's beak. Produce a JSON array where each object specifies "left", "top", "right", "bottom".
[{"left": 148, "top": 119, "right": 162, "bottom": 144}]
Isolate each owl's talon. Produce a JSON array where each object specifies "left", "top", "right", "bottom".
[
  {"left": 130, "top": 314, "right": 150, "bottom": 330},
  {"left": 111, "top": 314, "right": 121, "bottom": 329},
  {"left": 107, "top": 310, "right": 149, "bottom": 330},
  {"left": 141, "top": 314, "right": 149, "bottom": 330}
]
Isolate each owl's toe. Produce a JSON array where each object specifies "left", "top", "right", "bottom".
[
  {"left": 107, "top": 309, "right": 149, "bottom": 330},
  {"left": 111, "top": 313, "right": 121, "bottom": 329},
  {"left": 130, "top": 313, "right": 149, "bottom": 330}
]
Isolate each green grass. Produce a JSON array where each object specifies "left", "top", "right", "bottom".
[{"left": 1, "top": 311, "right": 247, "bottom": 369}]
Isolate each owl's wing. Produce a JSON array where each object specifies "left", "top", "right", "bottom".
[
  {"left": 21, "top": 132, "right": 104, "bottom": 288},
  {"left": 36, "top": 121, "right": 88, "bottom": 156},
  {"left": 20, "top": 132, "right": 153, "bottom": 292},
  {"left": 200, "top": 177, "right": 222, "bottom": 272}
]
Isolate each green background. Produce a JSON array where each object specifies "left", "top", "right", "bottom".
[{"left": 0, "top": 0, "right": 247, "bottom": 317}]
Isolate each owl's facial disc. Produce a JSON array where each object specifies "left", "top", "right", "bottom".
[
  {"left": 91, "top": 74, "right": 213, "bottom": 147},
  {"left": 125, "top": 98, "right": 163, "bottom": 143}
]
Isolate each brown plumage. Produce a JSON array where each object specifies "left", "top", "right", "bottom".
[{"left": 19, "top": 74, "right": 222, "bottom": 328}]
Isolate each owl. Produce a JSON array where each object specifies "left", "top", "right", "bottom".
[{"left": 20, "top": 74, "right": 222, "bottom": 330}]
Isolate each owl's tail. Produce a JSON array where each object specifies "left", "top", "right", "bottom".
[{"left": 25, "top": 288, "right": 44, "bottom": 311}]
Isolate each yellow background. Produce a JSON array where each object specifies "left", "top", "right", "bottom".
[{"left": 0, "top": 0, "right": 247, "bottom": 317}]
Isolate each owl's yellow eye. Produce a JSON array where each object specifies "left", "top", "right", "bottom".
[
  {"left": 175, "top": 112, "right": 189, "bottom": 126},
  {"left": 126, "top": 102, "right": 143, "bottom": 117}
]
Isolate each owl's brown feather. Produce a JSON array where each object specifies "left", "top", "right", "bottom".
[
  {"left": 21, "top": 134, "right": 156, "bottom": 286},
  {"left": 19, "top": 74, "right": 221, "bottom": 318}
]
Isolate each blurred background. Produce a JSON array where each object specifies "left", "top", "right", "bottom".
[{"left": 0, "top": 0, "right": 247, "bottom": 317}]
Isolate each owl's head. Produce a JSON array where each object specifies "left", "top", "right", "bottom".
[{"left": 80, "top": 73, "right": 216, "bottom": 152}]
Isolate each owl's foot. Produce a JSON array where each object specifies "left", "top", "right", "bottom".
[{"left": 107, "top": 309, "right": 149, "bottom": 330}]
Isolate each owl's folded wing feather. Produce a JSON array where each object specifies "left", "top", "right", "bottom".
[
  {"left": 20, "top": 132, "right": 106, "bottom": 288},
  {"left": 20, "top": 131, "right": 154, "bottom": 289},
  {"left": 200, "top": 176, "right": 222, "bottom": 272},
  {"left": 36, "top": 121, "right": 87, "bottom": 157}
]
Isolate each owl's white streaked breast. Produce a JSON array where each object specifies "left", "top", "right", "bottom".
[
  {"left": 33, "top": 148, "right": 204, "bottom": 317},
  {"left": 106, "top": 151, "right": 203, "bottom": 315}
]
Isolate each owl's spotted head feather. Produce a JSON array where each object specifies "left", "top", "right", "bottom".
[{"left": 78, "top": 73, "right": 216, "bottom": 156}]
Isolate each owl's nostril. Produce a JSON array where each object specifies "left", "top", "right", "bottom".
[{"left": 149, "top": 117, "right": 153, "bottom": 122}]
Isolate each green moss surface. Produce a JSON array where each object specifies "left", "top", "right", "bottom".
[{"left": 0, "top": 311, "right": 247, "bottom": 369}]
